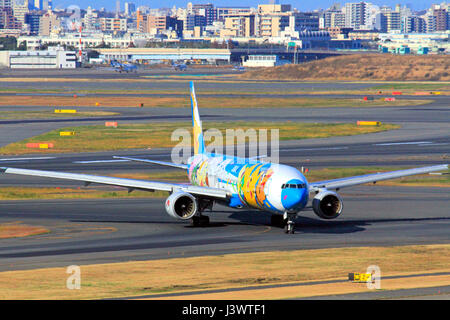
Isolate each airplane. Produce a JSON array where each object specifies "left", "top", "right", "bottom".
[
  {"left": 0, "top": 82, "right": 447, "bottom": 234},
  {"left": 233, "top": 65, "right": 246, "bottom": 71},
  {"left": 171, "top": 60, "right": 187, "bottom": 71},
  {"left": 110, "top": 60, "right": 138, "bottom": 73}
]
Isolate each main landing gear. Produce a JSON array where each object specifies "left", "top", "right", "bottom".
[
  {"left": 191, "top": 199, "right": 213, "bottom": 227},
  {"left": 271, "top": 213, "right": 297, "bottom": 234},
  {"left": 191, "top": 215, "right": 210, "bottom": 227}
]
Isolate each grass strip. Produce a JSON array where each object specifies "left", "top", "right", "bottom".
[
  {"left": 0, "top": 122, "right": 400, "bottom": 155},
  {"left": 0, "top": 95, "right": 432, "bottom": 108},
  {"left": 0, "top": 244, "right": 448, "bottom": 299},
  {"left": 0, "top": 222, "right": 49, "bottom": 239}
]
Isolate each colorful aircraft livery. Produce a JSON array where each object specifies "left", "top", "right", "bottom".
[{"left": 0, "top": 82, "right": 447, "bottom": 234}]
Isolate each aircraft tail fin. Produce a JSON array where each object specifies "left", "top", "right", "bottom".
[{"left": 190, "top": 81, "right": 205, "bottom": 155}]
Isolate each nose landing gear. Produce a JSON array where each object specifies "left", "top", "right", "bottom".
[
  {"left": 284, "top": 212, "right": 297, "bottom": 234},
  {"left": 271, "top": 213, "right": 297, "bottom": 234}
]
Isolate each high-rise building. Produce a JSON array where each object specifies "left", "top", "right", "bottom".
[
  {"left": 99, "top": 17, "right": 127, "bottom": 31},
  {"left": 1, "top": 0, "right": 22, "bottom": 29},
  {"left": 82, "top": 6, "right": 99, "bottom": 31},
  {"left": 185, "top": 13, "right": 206, "bottom": 31},
  {"left": 433, "top": 8, "right": 448, "bottom": 31},
  {"left": 344, "top": 2, "right": 371, "bottom": 29},
  {"left": 125, "top": 2, "right": 135, "bottom": 16},
  {"left": 425, "top": 13, "right": 436, "bottom": 33},
  {"left": 32, "top": 0, "right": 43, "bottom": 10},
  {"left": 192, "top": 3, "right": 216, "bottom": 25},
  {"left": 39, "top": 10, "right": 60, "bottom": 35},
  {"left": 402, "top": 16, "right": 426, "bottom": 33},
  {"left": 24, "top": 12, "right": 41, "bottom": 34},
  {"left": 13, "top": 0, "right": 30, "bottom": 25}
]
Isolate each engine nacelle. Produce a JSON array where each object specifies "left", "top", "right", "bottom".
[
  {"left": 312, "top": 190, "right": 343, "bottom": 220},
  {"left": 165, "top": 191, "right": 198, "bottom": 220}
]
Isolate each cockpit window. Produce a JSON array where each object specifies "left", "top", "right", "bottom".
[{"left": 282, "top": 183, "right": 306, "bottom": 189}]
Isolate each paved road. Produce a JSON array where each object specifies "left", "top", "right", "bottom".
[{"left": 0, "top": 186, "right": 448, "bottom": 271}]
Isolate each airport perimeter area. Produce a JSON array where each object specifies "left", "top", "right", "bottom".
[{"left": 0, "top": 66, "right": 449, "bottom": 300}]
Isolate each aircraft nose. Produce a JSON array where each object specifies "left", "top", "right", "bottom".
[{"left": 281, "top": 188, "right": 307, "bottom": 211}]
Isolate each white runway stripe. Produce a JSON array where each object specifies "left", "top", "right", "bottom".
[
  {"left": 73, "top": 160, "right": 130, "bottom": 164},
  {"left": 374, "top": 141, "right": 432, "bottom": 146}
]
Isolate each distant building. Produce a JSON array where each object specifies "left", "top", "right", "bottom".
[
  {"left": 24, "top": 12, "right": 42, "bottom": 35},
  {"left": 185, "top": 14, "right": 206, "bottom": 31},
  {"left": 31, "top": 0, "right": 43, "bottom": 10},
  {"left": 12, "top": 0, "right": 29, "bottom": 26},
  {"left": 434, "top": 8, "right": 448, "bottom": 31},
  {"left": 124, "top": 2, "right": 136, "bottom": 16},
  {"left": 146, "top": 15, "right": 183, "bottom": 37},
  {"left": 323, "top": 10, "right": 346, "bottom": 28},
  {"left": 0, "top": 48, "right": 77, "bottom": 69},
  {"left": 0, "top": 0, "right": 22, "bottom": 30},
  {"left": 39, "top": 10, "right": 60, "bottom": 35},
  {"left": 402, "top": 16, "right": 426, "bottom": 33},
  {"left": 216, "top": 7, "right": 252, "bottom": 22},
  {"left": 99, "top": 17, "right": 127, "bottom": 32},
  {"left": 345, "top": 2, "right": 370, "bottom": 29},
  {"left": 242, "top": 55, "right": 288, "bottom": 67},
  {"left": 192, "top": 3, "right": 216, "bottom": 25},
  {"left": 221, "top": 13, "right": 255, "bottom": 37}
]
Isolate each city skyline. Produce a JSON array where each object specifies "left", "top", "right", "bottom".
[{"left": 51, "top": 0, "right": 438, "bottom": 12}]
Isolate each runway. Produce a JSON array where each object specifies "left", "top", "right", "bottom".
[
  {"left": 0, "top": 74, "right": 448, "bottom": 293},
  {"left": 0, "top": 185, "right": 449, "bottom": 271}
]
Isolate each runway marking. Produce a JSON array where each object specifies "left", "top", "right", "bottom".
[
  {"left": 374, "top": 141, "right": 432, "bottom": 146},
  {"left": 73, "top": 160, "right": 130, "bottom": 164},
  {"left": 283, "top": 147, "right": 349, "bottom": 152},
  {"left": 418, "top": 143, "right": 448, "bottom": 147},
  {"left": 0, "top": 157, "right": 56, "bottom": 162}
]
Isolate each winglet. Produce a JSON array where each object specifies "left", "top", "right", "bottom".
[{"left": 190, "top": 81, "right": 205, "bottom": 155}]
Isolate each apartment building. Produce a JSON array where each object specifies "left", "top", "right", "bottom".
[{"left": 99, "top": 18, "right": 127, "bottom": 32}]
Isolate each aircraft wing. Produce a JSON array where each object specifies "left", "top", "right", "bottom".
[
  {"left": 113, "top": 156, "right": 188, "bottom": 169},
  {"left": 0, "top": 167, "right": 228, "bottom": 199},
  {"left": 309, "top": 164, "right": 448, "bottom": 191}
]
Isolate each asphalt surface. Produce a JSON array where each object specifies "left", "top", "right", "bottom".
[
  {"left": 0, "top": 72, "right": 448, "bottom": 299},
  {"left": 0, "top": 185, "right": 449, "bottom": 272}
]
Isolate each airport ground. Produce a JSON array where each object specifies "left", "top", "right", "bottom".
[{"left": 0, "top": 67, "right": 448, "bottom": 299}]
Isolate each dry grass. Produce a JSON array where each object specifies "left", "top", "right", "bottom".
[
  {"left": 0, "top": 95, "right": 431, "bottom": 108},
  {"left": 0, "top": 244, "right": 448, "bottom": 299},
  {"left": 0, "top": 222, "right": 49, "bottom": 239},
  {"left": 0, "top": 122, "right": 399, "bottom": 155},
  {"left": 242, "top": 54, "right": 450, "bottom": 81},
  {"left": 0, "top": 110, "right": 119, "bottom": 120},
  {"left": 154, "top": 274, "right": 450, "bottom": 300}
]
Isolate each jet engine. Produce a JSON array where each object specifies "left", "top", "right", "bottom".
[
  {"left": 165, "top": 191, "right": 198, "bottom": 220},
  {"left": 312, "top": 190, "right": 343, "bottom": 220}
]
